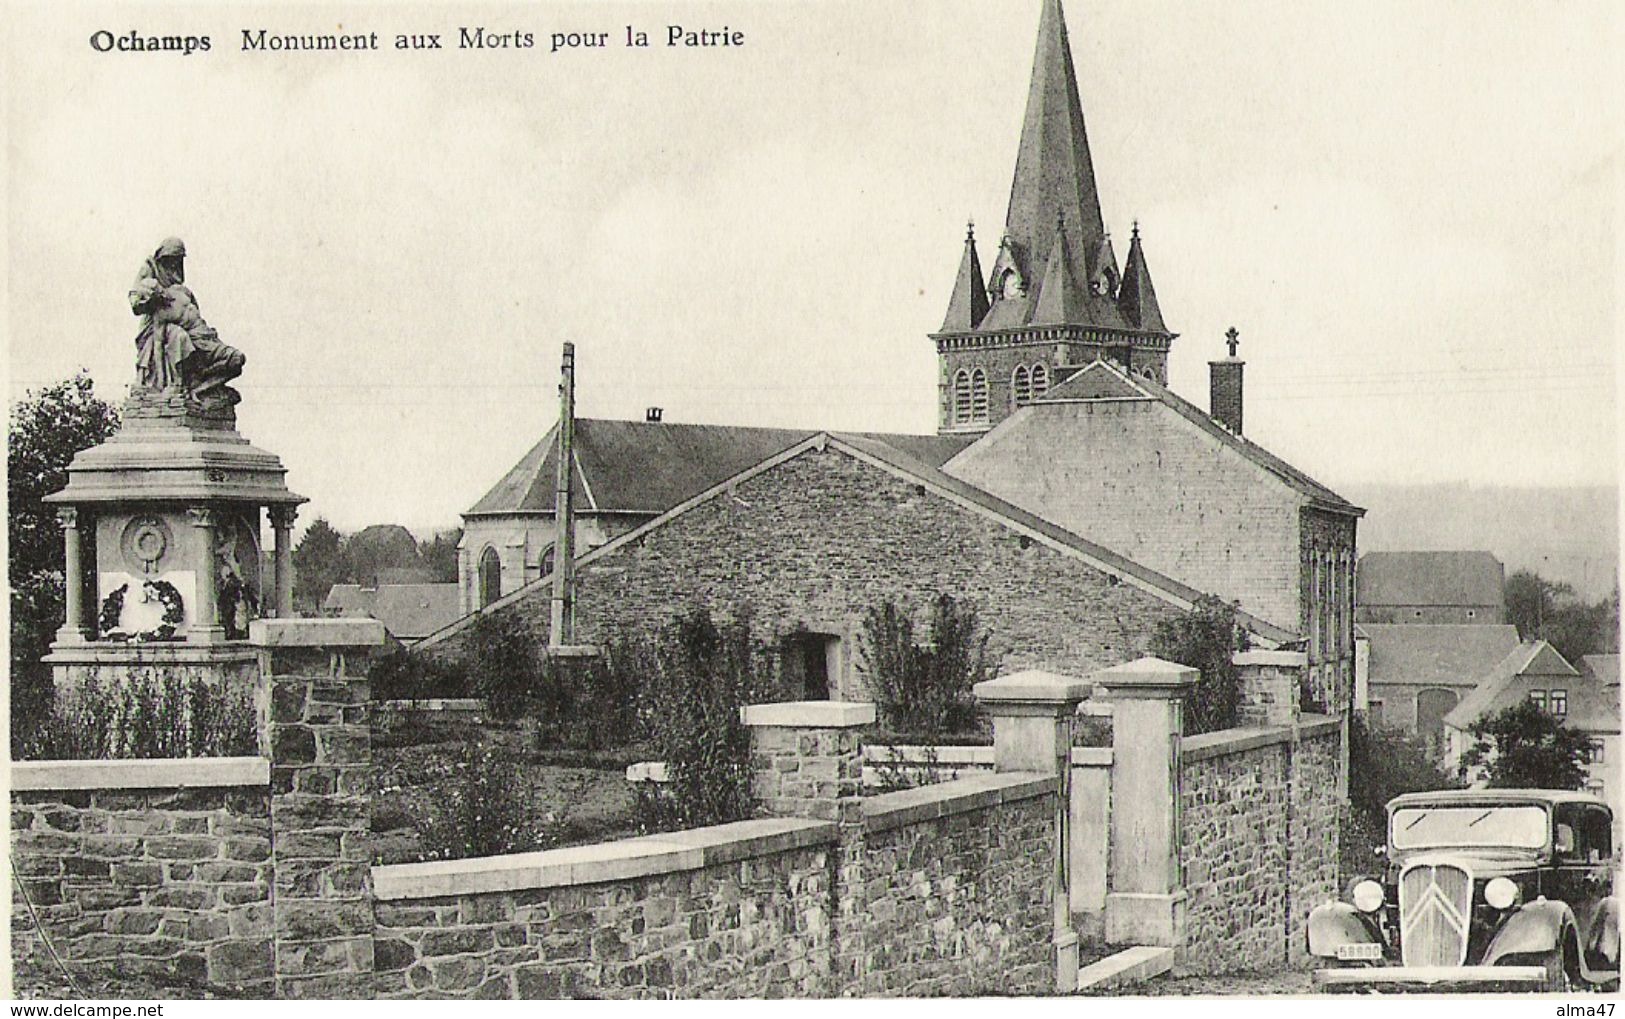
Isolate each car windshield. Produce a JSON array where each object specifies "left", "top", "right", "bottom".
[{"left": 1391, "top": 804, "right": 1548, "bottom": 850}]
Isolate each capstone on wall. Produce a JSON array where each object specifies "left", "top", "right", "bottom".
[{"left": 440, "top": 446, "right": 1183, "bottom": 700}]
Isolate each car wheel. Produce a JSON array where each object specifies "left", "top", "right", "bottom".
[{"left": 1533, "top": 945, "right": 1573, "bottom": 993}]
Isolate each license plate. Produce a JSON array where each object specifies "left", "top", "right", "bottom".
[{"left": 1336, "top": 943, "right": 1383, "bottom": 961}]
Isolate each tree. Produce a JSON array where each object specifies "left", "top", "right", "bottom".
[
  {"left": 419, "top": 528, "right": 463, "bottom": 583},
  {"left": 1505, "top": 568, "right": 1615, "bottom": 665},
  {"left": 292, "top": 517, "right": 347, "bottom": 612},
  {"left": 345, "top": 523, "right": 424, "bottom": 586},
  {"left": 858, "top": 594, "right": 993, "bottom": 737},
  {"left": 8, "top": 373, "right": 121, "bottom": 739},
  {"left": 1149, "top": 595, "right": 1247, "bottom": 735},
  {"left": 1460, "top": 699, "right": 1592, "bottom": 790}
]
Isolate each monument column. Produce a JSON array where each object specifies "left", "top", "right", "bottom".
[
  {"left": 269, "top": 505, "right": 297, "bottom": 618},
  {"left": 55, "top": 507, "right": 89, "bottom": 643},
  {"left": 188, "top": 505, "right": 225, "bottom": 644}
]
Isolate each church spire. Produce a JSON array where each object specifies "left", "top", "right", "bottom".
[
  {"left": 1117, "top": 221, "right": 1167, "bottom": 332},
  {"left": 1002, "top": 0, "right": 1108, "bottom": 299},
  {"left": 940, "top": 220, "right": 991, "bottom": 331}
]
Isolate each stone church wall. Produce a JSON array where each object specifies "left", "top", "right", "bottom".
[{"left": 436, "top": 444, "right": 1185, "bottom": 699}]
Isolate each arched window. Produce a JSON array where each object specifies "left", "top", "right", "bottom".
[
  {"left": 539, "top": 544, "right": 556, "bottom": 577},
  {"left": 1030, "top": 363, "right": 1049, "bottom": 399},
  {"left": 1011, "top": 365, "right": 1032, "bottom": 406},
  {"left": 952, "top": 369, "right": 972, "bottom": 425},
  {"left": 478, "top": 547, "right": 502, "bottom": 608},
  {"left": 970, "top": 368, "right": 989, "bottom": 423}
]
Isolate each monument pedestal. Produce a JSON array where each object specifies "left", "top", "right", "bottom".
[{"left": 43, "top": 394, "right": 305, "bottom": 696}]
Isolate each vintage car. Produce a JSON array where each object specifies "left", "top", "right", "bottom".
[{"left": 1309, "top": 789, "right": 1620, "bottom": 992}]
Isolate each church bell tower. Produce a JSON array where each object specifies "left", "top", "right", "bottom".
[{"left": 934, "top": 0, "right": 1175, "bottom": 434}]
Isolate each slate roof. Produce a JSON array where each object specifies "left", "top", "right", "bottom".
[
  {"left": 1442, "top": 640, "right": 1583, "bottom": 730},
  {"left": 1361, "top": 624, "right": 1521, "bottom": 690},
  {"left": 1581, "top": 654, "right": 1620, "bottom": 686},
  {"left": 422, "top": 430, "right": 1299, "bottom": 649},
  {"left": 1357, "top": 551, "right": 1506, "bottom": 609},
  {"left": 465, "top": 419, "right": 975, "bottom": 517},
  {"left": 1034, "top": 360, "right": 1361, "bottom": 514},
  {"left": 323, "top": 583, "right": 461, "bottom": 641}
]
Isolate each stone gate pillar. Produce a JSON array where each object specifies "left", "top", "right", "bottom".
[
  {"left": 254, "top": 617, "right": 384, "bottom": 999},
  {"left": 1093, "top": 657, "right": 1197, "bottom": 948},
  {"left": 742, "top": 700, "right": 873, "bottom": 996},
  {"left": 973, "top": 669, "right": 1092, "bottom": 993}
]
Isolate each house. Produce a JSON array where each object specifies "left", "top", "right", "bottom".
[
  {"left": 1443, "top": 642, "right": 1621, "bottom": 812},
  {"left": 1354, "top": 623, "right": 1521, "bottom": 739},
  {"left": 432, "top": 0, "right": 1362, "bottom": 718},
  {"left": 1356, "top": 550, "right": 1506, "bottom": 624},
  {"left": 323, "top": 583, "right": 461, "bottom": 644}
]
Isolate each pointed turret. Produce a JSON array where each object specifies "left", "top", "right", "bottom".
[
  {"left": 1028, "top": 226, "right": 1086, "bottom": 326},
  {"left": 1002, "top": 0, "right": 1109, "bottom": 305},
  {"left": 1117, "top": 222, "right": 1167, "bottom": 332},
  {"left": 940, "top": 222, "right": 991, "bottom": 331}
]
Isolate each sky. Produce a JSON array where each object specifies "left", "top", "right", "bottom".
[{"left": 7, "top": 0, "right": 1620, "bottom": 538}]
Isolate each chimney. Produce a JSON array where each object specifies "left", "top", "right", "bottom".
[
  {"left": 645, "top": 407, "right": 663, "bottom": 423},
  {"left": 1209, "top": 327, "right": 1244, "bottom": 434}
]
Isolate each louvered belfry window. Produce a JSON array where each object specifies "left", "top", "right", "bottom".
[
  {"left": 1012, "top": 365, "right": 1032, "bottom": 405},
  {"left": 1031, "top": 363, "right": 1050, "bottom": 399},
  {"left": 953, "top": 369, "right": 973, "bottom": 425},
  {"left": 970, "top": 369, "right": 989, "bottom": 423}
]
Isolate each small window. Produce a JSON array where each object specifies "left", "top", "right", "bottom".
[
  {"left": 1529, "top": 690, "right": 1547, "bottom": 711},
  {"left": 952, "top": 369, "right": 972, "bottom": 425},
  {"left": 1012, "top": 365, "right": 1032, "bottom": 405},
  {"left": 1030, "top": 363, "right": 1049, "bottom": 399},
  {"left": 1550, "top": 689, "right": 1568, "bottom": 718}
]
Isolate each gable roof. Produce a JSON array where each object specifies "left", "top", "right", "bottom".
[
  {"left": 1362, "top": 624, "right": 1522, "bottom": 691},
  {"left": 1581, "top": 654, "right": 1620, "bottom": 687},
  {"left": 1443, "top": 640, "right": 1582, "bottom": 730},
  {"left": 1357, "top": 551, "right": 1506, "bottom": 609},
  {"left": 323, "top": 583, "right": 462, "bottom": 640},
  {"left": 466, "top": 418, "right": 976, "bottom": 518},
  {"left": 421, "top": 430, "right": 1299, "bottom": 650},
  {"left": 1028, "top": 360, "right": 1361, "bottom": 515}
]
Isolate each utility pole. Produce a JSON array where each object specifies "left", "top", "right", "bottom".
[{"left": 549, "top": 342, "right": 576, "bottom": 650}]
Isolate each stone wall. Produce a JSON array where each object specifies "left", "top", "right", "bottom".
[
  {"left": 860, "top": 776, "right": 1057, "bottom": 995},
  {"left": 431, "top": 445, "right": 1182, "bottom": 700},
  {"left": 1176, "top": 716, "right": 1342, "bottom": 976},
  {"left": 371, "top": 820, "right": 835, "bottom": 999},
  {"left": 10, "top": 759, "right": 274, "bottom": 995}
]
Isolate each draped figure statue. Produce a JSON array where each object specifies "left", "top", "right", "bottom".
[{"left": 130, "top": 237, "right": 244, "bottom": 405}]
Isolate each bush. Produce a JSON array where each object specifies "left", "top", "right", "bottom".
[
  {"left": 463, "top": 611, "right": 548, "bottom": 720},
  {"left": 1148, "top": 595, "right": 1246, "bottom": 735},
  {"left": 368, "top": 647, "right": 468, "bottom": 702},
  {"left": 859, "top": 594, "right": 993, "bottom": 737},
  {"left": 635, "top": 607, "right": 787, "bottom": 830},
  {"left": 20, "top": 671, "right": 258, "bottom": 760},
  {"left": 531, "top": 641, "right": 641, "bottom": 753},
  {"left": 416, "top": 739, "right": 591, "bottom": 861}
]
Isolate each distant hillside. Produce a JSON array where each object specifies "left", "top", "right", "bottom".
[{"left": 1343, "top": 483, "right": 1619, "bottom": 600}]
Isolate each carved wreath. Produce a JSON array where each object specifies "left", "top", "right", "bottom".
[{"left": 97, "top": 580, "right": 185, "bottom": 642}]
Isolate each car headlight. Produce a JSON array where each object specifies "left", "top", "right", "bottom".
[
  {"left": 1484, "top": 877, "right": 1520, "bottom": 910},
  {"left": 1351, "top": 879, "right": 1385, "bottom": 913}
]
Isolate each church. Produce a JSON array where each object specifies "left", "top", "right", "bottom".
[{"left": 438, "top": 0, "right": 1361, "bottom": 713}]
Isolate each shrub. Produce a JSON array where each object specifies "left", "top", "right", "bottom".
[
  {"left": 531, "top": 641, "right": 641, "bottom": 753},
  {"left": 858, "top": 594, "right": 993, "bottom": 737},
  {"left": 368, "top": 647, "right": 468, "bottom": 702},
  {"left": 20, "top": 671, "right": 258, "bottom": 760},
  {"left": 415, "top": 739, "right": 591, "bottom": 861},
  {"left": 1148, "top": 595, "right": 1246, "bottom": 735},
  {"left": 635, "top": 607, "right": 786, "bottom": 829},
  {"left": 462, "top": 611, "right": 549, "bottom": 720},
  {"left": 1461, "top": 699, "right": 1592, "bottom": 790},
  {"left": 1347, "top": 715, "right": 1461, "bottom": 841}
]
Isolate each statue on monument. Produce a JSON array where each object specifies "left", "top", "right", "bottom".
[{"left": 129, "top": 237, "right": 245, "bottom": 409}]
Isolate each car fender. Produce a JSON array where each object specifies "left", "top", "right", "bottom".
[
  {"left": 1482, "top": 898, "right": 1575, "bottom": 964},
  {"left": 1584, "top": 897, "right": 1619, "bottom": 968},
  {"left": 1307, "top": 902, "right": 1380, "bottom": 957}
]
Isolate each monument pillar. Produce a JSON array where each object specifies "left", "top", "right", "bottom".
[
  {"left": 55, "top": 507, "right": 89, "bottom": 644},
  {"left": 270, "top": 505, "right": 297, "bottom": 618},
  {"left": 187, "top": 506, "right": 225, "bottom": 644}
]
